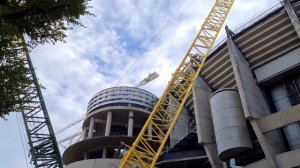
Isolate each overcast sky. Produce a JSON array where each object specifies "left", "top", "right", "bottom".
[{"left": 0, "top": 0, "right": 281, "bottom": 167}]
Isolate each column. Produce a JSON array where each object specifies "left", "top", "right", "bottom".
[
  {"left": 283, "top": 0, "right": 300, "bottom": 39},
  {"left": 226, "top": 26, "right": 270, "bottom": 119},
  {"left": 88, "top": 117, "right": 95, "bottom": 138},
  {"left": 102, "top": 147, "right": 107, "bottom": 158},
  {"left": 83, "top": 127, "right": 87, "bottom": 139},
  {"left": 192, "top": 77, "right": 223, "bottom": 168},
  {"left": 225, "top": 26, "right": 280, "bottom": 168},
  {"left": 105, "top": 111, "right": 112, "bottom": 136},
  {"left": 128, "top": 111, "right": 134, "bottom": 136}
]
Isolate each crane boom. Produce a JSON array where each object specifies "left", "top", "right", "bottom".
[
  {"left": 134, "top": 71, "right": 159, "bottom": 88},
  {"left": 118, "top": 1, "right": 234, "bottom": 167}
]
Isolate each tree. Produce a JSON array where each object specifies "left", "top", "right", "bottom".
[
  {"left": 0, "top": 0, "right": 93, "bottom": 118},
  {"left": 1, "top": 0, "right": 94, "bottom": 46},
  {"left": 0, "top": 46, "right": 32, "bottom": 118}
]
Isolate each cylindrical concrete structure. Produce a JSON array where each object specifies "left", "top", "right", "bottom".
[
  {"left": 210, "top": 89, "right": 252, "bottom": 160},
  {"left": 62, "top": 86, "right": 158, "bottom": 168}
]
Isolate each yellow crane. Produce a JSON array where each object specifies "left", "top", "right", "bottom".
[{"left": 118, "top": 0, "right": 235, "bottom": 167}]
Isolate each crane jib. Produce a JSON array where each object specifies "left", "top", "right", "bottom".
[{"left": 118, "top": 0, "right": 235, "bottom": 168}]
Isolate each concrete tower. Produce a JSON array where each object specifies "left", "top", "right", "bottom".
[{"left": 62, "top": 86, "right": 158, "bottom": 168}]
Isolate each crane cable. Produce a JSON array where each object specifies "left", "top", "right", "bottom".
[
  {"left": 15, "top": 113, "right": 31, "bottom": 168},
  {"left": 114, "top": 0, "right": 187, "bottom": 86}
]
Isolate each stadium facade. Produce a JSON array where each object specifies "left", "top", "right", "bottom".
[{"left": 158, "top": 0, "right": 300, "bottom": 168}]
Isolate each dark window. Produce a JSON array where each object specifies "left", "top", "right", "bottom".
[
  {"left": 284, "top": 79, "right": 300, "bottom": 106},
  {"left": 86, "top": 149, "right": 102, "bottom": 159},
  {"left": 93, "top": 122, "right": 105, "bottom": 137},
  {"left": 110, "top": 125, "right": 127, "bottom": 136}
]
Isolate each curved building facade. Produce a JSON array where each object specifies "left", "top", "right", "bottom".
[{"left": 62, "top": 86, "right": 158, "bottom": 168}]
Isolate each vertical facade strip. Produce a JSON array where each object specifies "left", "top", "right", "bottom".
[
  {"left": 284, "top": 0, "right": 300, "bottom": 39},
  {"left": 105, "top": 112, "right": 112, "bottom": 136},
  {"left": 192, "top": 77, "right": 223, "bottom": 168},
  {"left": 128, "top": 111, "right": 134, "bottom": 136},
  {"left": 88, "top": 117, "right": 95, "bottom": 138},
  {"left": 226, "top": 26, "right": 282, "bottom": 168}
]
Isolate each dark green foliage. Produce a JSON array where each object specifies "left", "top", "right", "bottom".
[
  {"left": 0, "top": 0, "right": 93, "bottom": 118},
  {"left": 0, "top": 48, "right": 32, "bottom": 118},
  {"left": 1, "top": 0, "right": 94, "bottom": 46}
]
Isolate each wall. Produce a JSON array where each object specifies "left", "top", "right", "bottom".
[{"left": 65, "top": 159, "right": 120, "bottom": 168}]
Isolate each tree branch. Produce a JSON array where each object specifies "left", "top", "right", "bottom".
[{"left": 2, "top": 3, "right": 70, "bottom": 20}]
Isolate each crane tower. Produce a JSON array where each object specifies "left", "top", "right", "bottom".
[
  {"left": 118, "top": 0, "right": 235, "bottom": 167},
  {"left": 20, "top": 45, "right": 63, "bottom": 168}
]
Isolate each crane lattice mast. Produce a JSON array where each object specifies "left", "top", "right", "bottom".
[
  {"left": 118, "top": 0, "right": 235, "bottom": 167},
  {"left": 20, "top": 45, "right": 63, "bottom": 168}
]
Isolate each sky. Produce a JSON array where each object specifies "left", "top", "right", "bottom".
[{"left": 0, "top": 0, "right": 281, "bottom": 167}]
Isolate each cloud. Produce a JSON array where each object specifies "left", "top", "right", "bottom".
[{"left": 0, "top": 0, "right": 282, "bottom": 167}]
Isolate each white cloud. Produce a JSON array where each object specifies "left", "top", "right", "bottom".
[{"left": 0, "top": 0, "right": 282, "bottom": 167}]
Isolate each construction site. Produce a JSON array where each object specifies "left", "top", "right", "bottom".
[{"left": 1, "top": 0, "right": 300, "bottom": 168}]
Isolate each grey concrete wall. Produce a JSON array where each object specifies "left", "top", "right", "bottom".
[
  {"left": 193, "top": 77, "right": 215, "bottom": 143},
  {"left": 275, "top": 148, "right": 300, "bottom": 168},
  {"left": 257, "top": 104, "right": 300, "bottom": 133},
  {"left": 210, "top": 89, "right": 252, "bottom": 160},
  {"left": 254, "top": 47, "right": 300, "bottom": 83},
  {"left": 227, "top": 35, "right": 271, "bottom": 119},
  {"left": 226, "top": 31, "right": 283, "bottom": 167},
  {"left": 244, "top": 148, "right": 300, "bottom": 168},
  {"left": 170, "top": 107, "right": 189, "bottom": 147},
  {"left": 244, "top": 159, "right": 269, "bottom": 168},
  {"left": 65, "top": 159, "right": 120, "bottom": 168},
  {"left": 193, "top": 77, "right": 223, "bottom": 168}
]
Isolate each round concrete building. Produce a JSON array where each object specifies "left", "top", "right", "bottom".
[{"left": 62, "top": 86, "right": 158, "bottom": 168}]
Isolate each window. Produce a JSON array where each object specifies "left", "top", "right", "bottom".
[
  {"left": 284, "top": 79, "right": 300, "bottom": 106},
  {"left": 93, "top": 122, "right": 105, "bottom": 137}
]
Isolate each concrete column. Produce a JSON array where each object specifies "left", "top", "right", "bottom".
[
  {"left": 102, "top": 147, "right": 107, "bottom": 158},
  {"left": 170, "top": 107, "right": 189, "bottom": 147},
  {"left": 192, "top": 77, "right": 215, "bottom": 143},
  {"left": 250, "top": 120, "right": 278, "bottom": 168},
  {"left": 128, "top": 111, "right": 134, "bottom": 136},
  {"left": 226, "top": 26, "right": 271, "bottom": 119},
  {"left": 192, "top": 77, "right": 223, "bottom": 168},
  {"left": 88, "top": 117, "right": 95, "bottom": 138},
  {"left": 225, "top": 26, "right": 281, "bottom": 168},
  {"left": 83, "top": 127, "right": 87, "bottom": 139},
  {"left": 283, "top": 0, "right": 300, "bottom": 39},
  {"left": 105, "top": 111, "right": 112, "bottom": 136}
]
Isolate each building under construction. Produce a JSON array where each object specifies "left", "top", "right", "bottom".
[
  {"left": 62, "top": 86, "right": 158, "bottom": 167},
  {"left": 62, "top": 0, "right": 300, "bottom": 168}
]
